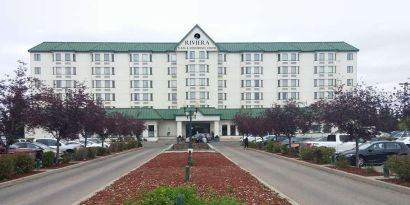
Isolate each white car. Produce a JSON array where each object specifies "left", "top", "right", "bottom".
[
  {"left": 302, "top": 134, "right": 357, "bottom": 153},
  {"left": 396, "top": 137, "right": 410, "bottom": 148},
  {"left": 34, "top": 138, "right": 82, "bottom": 153},
  {"left": 240, "top": 136, "right": 263, "bottom": 143}
]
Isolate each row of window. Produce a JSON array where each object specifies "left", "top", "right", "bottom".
[
  {"left": 278, "top": 79, "right": 299, "bottom": 87},
  {"left": 130, "top": 67, "right": 153, "bottom": 75},
  {"left": 314, "top": 79, "right": 336, "bottom": 87},
  {"left": 34, "top": 52, "right": 355, "bottom": 63},
  {"left": 94, "top": 93, "right": 115, "bottom": 101},
  {"left": 241, "top": 80, "right": 263, "bottom": 88},
  {"left": 186, "top": 78, "right": 209, "bottom": 86},
  {"left": 92, "top": 80, "right": 116, "bottom": 88},
  {"left": 52, "top": 67, "right": 77, "bottom": 75},
  {"left": 241, "top": 92, "right": 264, "bottom": 100},
  {"left": 130, "top": 80, "right": 153, "bottom": 88},
  {"left": 278, "top": 92, "right": 300, "bottom": 100},
  {"left": 241, "top": 66, "right": 263, "bottom": 74},
  {"left": 92, "top": 67, "right": 115, "bottom": 75},
  {"left": 314, "top": 92, "right": 334, "bottom": 99},
  {"left": 185, "top": 92, "right": 210, "bottom": 100},
  {"left": 131, "top": 93, "right": 153, "bottom": 101},
  {"left": 186, "top": 64, "right": 209, "bottom": 73}
]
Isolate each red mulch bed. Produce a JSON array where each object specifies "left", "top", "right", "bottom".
[
  {"left": 81, "top": 152, "right": 290, "bottom": 205},
  {"left": 379, "top": 178, "right": 410, "bottom": 188},
  {"left": 0, "top": 171, "right": 44, "bottom": 183},
  {"left": 327, "top": 166, "right": 383, "bottom": 177}
]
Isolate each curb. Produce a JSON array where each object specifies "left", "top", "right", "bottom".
[
  {"left": 249, "top": 148, "right": 410, "bottom": 195},
  {"left": 0, "top": 147, "right": 143, "bottom": 189},
  {"left": 211, "top": 145, "right": 299, "bottom": 205},
  {"left": 71, "top": 144, "right": 172, "bottom": 205}
]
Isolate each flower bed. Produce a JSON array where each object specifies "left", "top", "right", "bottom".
[
  {"left": 172, "top": 143, "right": 210, "bottom": 150},
  {"left": 327, "top": 166, "right": 383, "bottom": 177},
  {"left": 81, "top": 152, "right": 290, "bottom": 205}
]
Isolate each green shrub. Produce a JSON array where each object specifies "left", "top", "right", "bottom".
[
  {"left": 300, "top": 147, "right": 315, "bottom": 160},
  {"left": 74, "top": 148, "right": 88, "bottom": 161},
  {"left": 87, "top": 147, "right": 97, "bottom": 159},
  {"left": 126, "top": 139, "right": 138, "bottom": 149},
  {"left": 42, "top": 151, "right": 55, "bottom": 167},
  {"left": 96, "top": 147, "right": 110, "bottom": 156},
  {"left": 386, "top": 155, "right": 410, "bottom": 181},
  {"left": 266, "top": 142, "right": 275, "bottom": 153},
  {"left": 334, "top": 156, "right": 350, "bottom": 168},
  {"left": 0, "top": 156, "right": 15, "bottom": 180},
  {"left": 137, "top": 138, "right": 142, "bottom": 147},
  {"left": 14, "top": 154, "right": 34, "bottom": 174},
  {"left": 280, "top": 145, "right": 289, "bottom": 155},
  {"left": 314, "top": 147, "right": 335, "bottom": 164},
  {"left": 62, "top": 153, "right": 72, "bottom": 164}
]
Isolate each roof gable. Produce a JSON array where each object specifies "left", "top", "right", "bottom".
[{"left": 175, "top": 24, "right": 218, "bottom": 51}]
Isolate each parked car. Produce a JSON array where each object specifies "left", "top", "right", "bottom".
[
  {"left": 34, "top": 138, "right": 81, "bottom": 153},
  {"left": 337, "top": 141, "right": 410, "bottom": 166},
  {"left": 396, "top": 137, "right": 410, "bottom": 148},
  {"left": 302, "top": 134, "right": 358, "bottom": 153},
  {"left": 10, "top": 142, "right": 58, "bottom": 159},
  {"left": 89, "top": 138, "right": 110, "bottom": 148},
  {"left": 392, "top": 131, "right": 410, "bottom": 138},
  {"left": 280, "top": 137, "right": 311, "bottom": 148}
]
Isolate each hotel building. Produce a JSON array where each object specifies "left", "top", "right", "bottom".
[{"left": 28, "top": 25, "right": 358, "bottom": 140}]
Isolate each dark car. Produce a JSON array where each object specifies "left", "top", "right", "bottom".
[{"left": 338, "top": 141, "right": 410, "bottom": 166}]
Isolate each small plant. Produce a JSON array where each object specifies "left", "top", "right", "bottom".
[
  {"left": 126, "top": 139, "right": 138, "bottom": 149},
  {"left": 0, "top": 155, "right": 15, "bottom": 180},
  {"left": 300, "top": 147, "right": 315, "bottom": 160},
  {"left": 386, "top": 155, "right": 410, "bottom": 181},
  {"left": 74, "top": 148, "right": 88, "bottom": 161},
  {"left": 42, "top": 151, "right": 55, "bottom": 167},
  {"left": 96, "top": 147, "right": 110, "bottom": 156},
  {"left": 62, "top": 153, "right": 72, "bottom": 164},
  {"left": 14, "top": 154, "right": 34, "bottom": 174},
  {"left": 280, "top": 145, "right": 289, "bottom": 155},
  {"left": 334, "top": 156, "right": 350, "bottom": 168},
  {"left": 87, "top": 147, "right": 97, "bottom": 159},
  {"left": 314, "top": 147, "right": 335, "bottom": 164}
]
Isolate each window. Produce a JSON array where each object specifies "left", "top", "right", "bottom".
[
  {"left": 104, "top": 53, "right": 110, "bottom": 62},
  {"left": 189, "top": 51, "right": 195, "bottom": 59},
  {"left": 55, "top": 53, "right": 61, "bottom": 61},
  {"left": 142, "top": 54, "right": 149, "bottom": 62},
  {"left": 65, "top": 80, "right": 72, "bottom": 88},
  {"left": 314, "top": 92, "right": 325, "bottom": 99},
  {"left": 142, "top": 80, "right": 149, "bottom": 88},
  {"left": 95, "top": 54, "right": 100, "bottom": 61},
  {"left": 254, "top": 53, "right": 260, "bottom": 61},
  {"left": 55, "top": 67, "right": 62, "bottom": 75},
  {"left": 245, "top": 80, "right": 251, "bottom": 87},
  {"left": 34, "top": 67, "right": 41, "bottom": 75},
  {"left": 319, "top": 53, "right": 325, "bottom": 61},
  {"left": 218, "top": 67, "right": 226, "bottom": 75},
  {"left": 218, "top": 80, "right": 224, "bottom": 88},
  {"left": 143, "top": 93, "right": 150, "bottom": 101},
  {"left": 327, "top": 66, "right": 336, "bottom": 73},
  {"left": 291, "top": 53, "right": 297, "bottom": 61},
  {"left": 254, "top": 80, "right": 260, "bottom": 87},
  {"left": 218, "top": 53, "right": 225, "bottom": 63},
  {"left": 218, "top": 93, "right": 224, "bottom": 100},
  {"left": 169, "top": 53, "right": 176, "bottom": 62},
  {"left": 94, "top": 67, "right": 101, "bottom": 75},
  {"left": 168, "top": 67, "right": 177, "bottom": 75},
  {"left": 104, "top": 67, "right": 111, "bottom": 75},
  {"left": 328, "top": 79, "right": 335, "bottom": 86},
  {"left": 95, "top": 80, "right": 102, "bottom": 88},
  {"left": 254, "top": 66, "right": 260, "bottom": 74},
  {"left": 245, "top": 54, "right": 251, "bottom": 61},
  {"left": 291, "top": 66, "right": 298, "bottom": 74},
  {"left": 199, "top": 51, "right": 206, "bottom": 59},
  {"left": 65, "top": 67, "right": 71, "bottom": 75},
  {"left": 190, "top": 92, "right": 196, "bottom": 100},
  {"left": 386, "top": 143, "right": 401, "bottom": 150},
  {"left": 199, "top": 65, "right": 206, "bottom": 73},
  {"left": 282, "top": 53, "right": 288, "bottom": 61},
  {"left": 328, "top": 92, "right": 334, "bottom": 99},
  {"left": 328, "top": 53, "right": 334, "bottom": 61},
  {"left": 142, "top": 67, "right": 151, "bottom": 75},
  {"left": 133, "top": 54, "right": 139, "bottom": 62},
  {"left": 169, "top": 80, "right": 177, "bottom": 88},
  {"left": 65, "top": 53, "right": 71, "bottom": 61},
  {"left": 290, "top": 92, "right": 299, "bottom": 100},
  {"left": 347, "top": 53, "right": 354, "bottom": 60},
  {"left": 189, "top": 78, "right": 196, "bottom": 86},
  {"left": 34, "top": 54, "right": 41, "bottom": 61},
  {"left": 104, "top": 80, "right": 111, "bottom": 88},
  {"left": 199, "top": 92, "right": 207, "bottom": 99},
  {"left": 347, "top": 79, "right": 353, "bottom": 86},
  {"left": 132, "top": 80, "right": 140, "bottom": 88},
  {"left": 245, "top": 67, "right": 251, "bottom": 74},
  {"left": 168, "top": 93, "right": 177, "bottom": 101},
  {"left": 291, "top": 79, "right": 299, "bottom": 87},
  {"left": 347, "top": 66, "right": 354, "bottom": 73}
]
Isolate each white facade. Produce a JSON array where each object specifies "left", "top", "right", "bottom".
[{"left": 28, "top": 25, "right": 358, "bottom": 140}]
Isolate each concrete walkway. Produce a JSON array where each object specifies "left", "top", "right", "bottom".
[
  {"left": 0, "top": 142, "right": 166, "bottom": 205},
  {"left": 214, "top": 142, "right": 410, "bottom": 205}
]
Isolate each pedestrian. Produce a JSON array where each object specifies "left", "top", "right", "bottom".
[{"left": 243, "top": 136, "right": 249, "bottom": 149}]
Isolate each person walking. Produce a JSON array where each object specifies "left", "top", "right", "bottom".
[{"left": 243, "top": 136, "right": 249, "bottom": 149}]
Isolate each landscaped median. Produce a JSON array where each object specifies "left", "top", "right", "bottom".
[
  {"left": 249, "top": 141, "right": 410, "bottom": 194},
  {"left": 0, "top": 139, "right": 142, "bottom": 186},
  {"left": 80, "top": 151, "right": 291, "bottom": 205}
]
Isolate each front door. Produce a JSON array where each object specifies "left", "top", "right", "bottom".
[
  {"left": 186, "top": 123, "right": 210, "bottom": 137},
  {"left": 148, "top": 125, "right": 155, "bottom": 137}
]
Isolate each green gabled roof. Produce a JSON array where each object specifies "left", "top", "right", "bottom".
[
  {"left": 29, "top": 41, "right": 358, "bottom": 53},
  {"left": 106, "top": 108, "right": 267, "bottom": 120}
]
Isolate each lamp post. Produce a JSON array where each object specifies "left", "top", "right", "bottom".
[{"left": 184, "top": 106, "right": 197, "bottom": 182}]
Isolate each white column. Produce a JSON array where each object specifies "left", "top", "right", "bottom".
[
  {"left": 227, "top": 123, "right": 231, "bottom": 136},
  {"left": 214, "top": 121, "right": 220, "bottom": 136},
  {"left": 177, "top": 121, "right": 182, "bottom": 137}
]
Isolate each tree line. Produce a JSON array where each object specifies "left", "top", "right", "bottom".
[{"left": 0, "top": 62, "right": 145, "bottom": 163}]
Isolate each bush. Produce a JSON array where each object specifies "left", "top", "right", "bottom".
[
  {"left": 62, "top": 153, "right": 72, "bottom": 164},
  {"left": 126, "top": 139, "right": 138, "bottom": 149},
  {"left": 314, "top": 147, "right": 335, "bottom": 164},
  {"left": 96, "top": 147, "right": 110, "bottom": 156},
  {"left": 0, "top": 156, "right": 15, "bottom": 180},
  {"left": 334, "top": 156, "right": 350, "bottom": 168},
  {"left": 300, "top": 147, "right": 315, "bottom": 160},
  {"left": 42, "top": 151, "right": 55, "bottom": 167},
  {"left": 386, "top": 155, "right": 410, "bottom": 181},
  {"left": 14, "top": 154, "right": 34, "bottom": 174},
  {"left": 280, "top": 145, "right": 289, "bottom": 155},
  {"left": 74, "top": 148, "right": 88, "bottom": 161},
  {"left": 87, "top": 147, "right": 97, "bottom": 159}
]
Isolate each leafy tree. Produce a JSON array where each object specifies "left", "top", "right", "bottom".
[
  {"left": 29, "top": 85, "right": 90, "bottom": 164},
  {"left": 79, "top": 99, "right": 105, "bottom": 147},
  {"left": 317, "top": 85, "right": 395, "bottom": 167},
  {"left": 395, "top": 84, "right": 410, "bottom": 131},
  {"left": 0, "top": 62, "right": 33, "bottom": 150},
  {"left": 233, "top": 113, "right": 255, "bottom": 141}
]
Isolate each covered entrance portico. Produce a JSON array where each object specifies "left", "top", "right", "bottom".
[{"left": 176, "top": 112, "right": 220, "bottom": 138}]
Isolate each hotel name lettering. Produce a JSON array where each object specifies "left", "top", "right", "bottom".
[{"left": 177, "top": 40, "right": 217, "bottom": 50}]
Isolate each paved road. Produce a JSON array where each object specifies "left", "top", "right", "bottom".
[
  {"left": 214, "top": 142, "right": 410, "bottom": 205},
  {"left": 0, "top": 142, "right": 166, "bottom": 205}
]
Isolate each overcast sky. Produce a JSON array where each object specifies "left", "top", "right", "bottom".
[{"left": 1, "top": 0, "right": 409, "bottom": 90}]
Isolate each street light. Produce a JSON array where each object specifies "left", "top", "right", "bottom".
[{"left": 184, "top": 106, "right": 198, "bottom": 154}]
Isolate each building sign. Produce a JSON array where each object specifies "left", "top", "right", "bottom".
[{"left": 176, "top": 26, "right": 218, "bottom": 51}]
